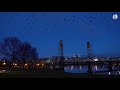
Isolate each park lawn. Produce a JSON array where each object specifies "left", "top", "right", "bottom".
[{"left": 0, "top": 70, "right": 120, "bottom": 78}]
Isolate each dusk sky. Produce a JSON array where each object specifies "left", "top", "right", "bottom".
[{"left": 0, "top": 12, "right": 120, "bottom": 57}]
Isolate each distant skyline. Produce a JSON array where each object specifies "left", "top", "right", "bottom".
[{"left": 0, "top": 12, "right": 120, "bottom": 58}]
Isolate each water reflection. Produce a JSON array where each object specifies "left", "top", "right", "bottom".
[
  {"left": 94, "top": 65, "right": 98, "bottom": 71},
  {"left": 71, "top": 66, "right": 74, "bottom": 70},
  {"left": 64, "top": 65, "right": 120, "bottom": 75},
  {"left": 64, "top": 65, "right": 88, "bottom": 73},
  {"left": 79, "top": 66, "right": 82, "bottom": 70}
]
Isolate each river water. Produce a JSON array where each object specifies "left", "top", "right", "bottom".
[{"left": 64, "top": 65, "right": 120, "bottom": 75}]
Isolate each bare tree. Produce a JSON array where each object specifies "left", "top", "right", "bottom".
[
  {"left": 0, "top": 37, "right": 22, "bottom": 62},
  {"left": 19, "top": 42, "right": 31, "bottom": 61},
  {"left": 30, "top": 47, "right": 38, "bottom": 61},
  {"left": 19, "top": 42, "right": 38, "bottom": 68},
  {"left": 0, "top": 37, "right": 39, "bottom": 69}
]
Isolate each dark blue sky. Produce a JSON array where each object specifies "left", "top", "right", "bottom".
[{"left": 0, "top": 12, "right": 120, "bottom": 57}]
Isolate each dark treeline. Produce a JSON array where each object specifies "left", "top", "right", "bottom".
[{"left": 0, "top": 36, "right": 38, "bottom": 65}]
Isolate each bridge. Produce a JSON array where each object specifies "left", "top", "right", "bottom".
[
  {"left": 46, "top": 60, "right": 120, "bottom": 74},
  {"left": 63, "top": 60, "right": 120, "bottom": 65}
]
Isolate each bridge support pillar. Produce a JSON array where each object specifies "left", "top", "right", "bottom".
[
  {"left": 108, "top": 61, "right": 113, "bottom": 71},
  {"left": 88, "top": 62, "right": 93, "bottom": 74}
]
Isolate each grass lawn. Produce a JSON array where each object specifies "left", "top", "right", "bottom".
[{"left": 0, "top": 69, "right": 120, "bottom": 78}]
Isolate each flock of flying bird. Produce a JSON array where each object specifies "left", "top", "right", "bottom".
[
  {"left": 23, "top": 12, "right": 98, "bottom": 34},
  {"left": 1, "top": 12, "right": 120, "bottom": 36},
  {"left": 23, "top": 12, "right": 55, "bottom": 33},
  {"left": 22, "top": 12, "right": 120, "bottom": 33}
]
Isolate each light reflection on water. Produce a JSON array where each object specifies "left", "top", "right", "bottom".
[
  {"left": 64, "top": 65, "right": 88, "bottom": 73},
  {"left": 64, "top": 65, "right": 120, "bottom": 75}
]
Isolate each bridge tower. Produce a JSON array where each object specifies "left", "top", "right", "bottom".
[
  {"left": 87, "top": 41, "right": 93, "bottom": 60},
  {"left": 87, "top": 41, "right": 93, "bottom": 74},
  {"left": 57, "top": 40, "right": 64, "bottom": 65}
]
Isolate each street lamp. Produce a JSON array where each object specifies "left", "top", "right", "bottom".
[{"left": 3, "top": 62, "right": 6, "bottom": 65}]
